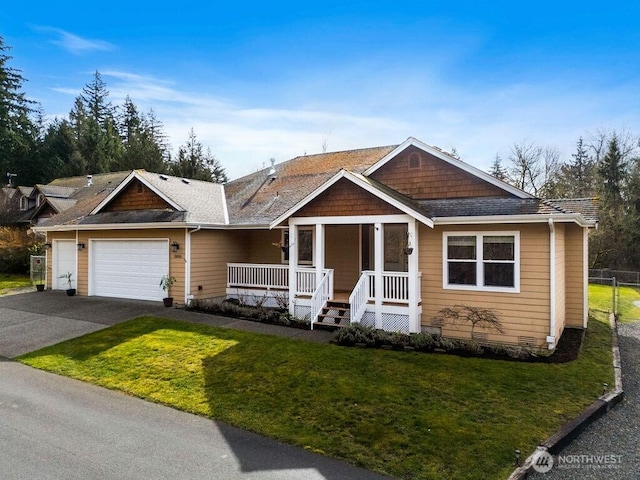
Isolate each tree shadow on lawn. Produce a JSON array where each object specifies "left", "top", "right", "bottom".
[{"left": 19, "top": 316, "right": 390, "bottom": 479}]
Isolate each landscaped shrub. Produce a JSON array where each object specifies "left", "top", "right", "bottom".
[
  {"left": 409, "top": 333, "right": 436, "bottom": 352},
  {"left": 388, "top": 332, "right": 412, "bottom": 350},
  {"left": 334, "top": 323, "right": 378, "bottom": 347},
  {"left": 186, "top": 298, "right": 310, "bottom": 330}
]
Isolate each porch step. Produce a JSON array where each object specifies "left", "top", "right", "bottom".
[{"left": 315, "top": 301, "right": 351, "bottom": 328}]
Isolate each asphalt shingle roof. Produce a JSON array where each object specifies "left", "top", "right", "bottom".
[
  {"left": 225, "top": 145, "right": 397, "bottom": 225},
  {"left": 138, "top": 171, "right": 227, "bottom": 224}
]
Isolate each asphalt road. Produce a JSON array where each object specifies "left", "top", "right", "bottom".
[{"left": 0, "top": 292, "right": 388, "bottom": 480}]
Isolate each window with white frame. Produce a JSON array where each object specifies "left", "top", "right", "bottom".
[
  {"left": 444, "top": 232, "right": 519, "bottom": 292},
  {"left": 282, "top": 228, "right": 313, "bottom": 265}
]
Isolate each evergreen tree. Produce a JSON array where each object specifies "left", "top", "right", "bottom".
[
  {"left": 115, "top": 97, "right": 168, "bottom": 172},
  {"left": 41, "top": 118, "right": 83, "bottom": 177},
  {"left": 489, "top": 154, "right": 507, "bottom": 181},
  {"left": 598, "top": 134, "right": 625, "bottom": 205},
  {"left": 551, "top": 137, "right": 596, "bottom": 198},
  {"left": 170, "top": 129, "right": 228, "bottom": 183},
  {"left": 0, "top": 36, "right": 38, "bottom": 186},
  {"left": 70, "top": 71, "right": 121, "bottom": 173}
]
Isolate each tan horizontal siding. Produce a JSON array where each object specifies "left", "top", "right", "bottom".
[
  {"left": 326, "top": 224, "right": 360, "bottom": 291},
  {"left": 190, "top": 230, "right": 248, "bottom": 300},
  {"left": 420, "top": 223, "right": 552, "bottom": 347},
  {"left": 565, "top": 224, "right": 586, "bottom": 327}
]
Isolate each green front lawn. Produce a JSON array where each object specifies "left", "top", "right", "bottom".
[
  {"left": 18, "top": 315, "right": 613, "bottom": 480},
  {"left": 0, "top": 273, "right": 31, "bottom": 294},
  {"left": 590, "top": 283, "right": 640, "bottom": 322}
]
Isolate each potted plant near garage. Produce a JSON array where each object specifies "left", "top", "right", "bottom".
[
  {"left": 160, "top": 275, "right": 176, "bottom": 307},
  {"left": 59, "top": 272, "right": 75, "bottom": 296}
]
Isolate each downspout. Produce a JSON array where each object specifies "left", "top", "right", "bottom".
[
  {"left": 547, "top": 219, "right": 556, "bottom": 350},
  {"left": 184, "top": 225, "right": 201, "bottom": 305}
]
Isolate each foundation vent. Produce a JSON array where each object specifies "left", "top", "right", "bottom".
[{"left": 518, "top": 336, "right": 536, "bottom": 347}]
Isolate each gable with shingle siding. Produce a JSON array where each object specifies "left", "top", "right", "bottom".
[
  {"left": 296, "top": 178, "right": 404, "bottom": 217},
  {"left": 103, "top": 178, "right": 174, "bottom": 212},
  {"left": 369, "top": 145, "right": 511, "bottom": 200}
]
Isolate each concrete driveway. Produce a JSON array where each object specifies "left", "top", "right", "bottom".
[
  {"left": 0, "top": 290, "right": 181, "bottom": 358},
  {"left": 0, "top": 291, "right": 389, "bottom": 479},
  {"left": 0, "top": 290, "right": 334, "bottom": 358}
]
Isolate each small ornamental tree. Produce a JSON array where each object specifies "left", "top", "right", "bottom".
[{"left": 432, "top": 305, "right": 504, "bottom": 339}]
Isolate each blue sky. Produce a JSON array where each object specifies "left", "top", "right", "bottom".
[{"left": 2, "top": 1, "right": 639, "bottom": 179}]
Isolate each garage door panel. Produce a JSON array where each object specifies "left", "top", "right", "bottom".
[{"left": 91, "top": 240, "right": 169, "bottom": 301}]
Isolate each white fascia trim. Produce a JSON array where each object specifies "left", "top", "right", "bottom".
[
  {"left": 269, "top": 169, "right": 434, "bottom": 229},
  {"left": 434, "top": 213, "right": 591, "bottom": 227},
  {"left": 289, "top": 214, "right": 414, "bottom": 226},
  {"left": 33, "top": 222, "right": 192, "bottom": 233},
  {"left": 220, "top": 184, "right": 230, "bottom": 225},
  {"left": 363, "top": 137, "right": 534, "bottom": 199},
  {"left": 90, "top": 171, "right": 184, "bottom": 215}
]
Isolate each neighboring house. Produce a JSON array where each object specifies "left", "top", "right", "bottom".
[{"left": 34, "top": 137, "right": 597, "bottom": 351}]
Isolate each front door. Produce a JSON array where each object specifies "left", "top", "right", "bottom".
[{"left": 52, "top": 240, "right": 76, "bottom": 290}]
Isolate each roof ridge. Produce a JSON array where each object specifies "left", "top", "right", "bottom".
[{"left": 290, "top": 144, "right": 399, "bottom": 160}]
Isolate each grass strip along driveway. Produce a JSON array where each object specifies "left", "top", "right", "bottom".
[
  {"left": 18, "top": 316, "right": 613, "bottom": 480},
  {"left": 0, "top": 274, "right": 30, "bottom": 294}
]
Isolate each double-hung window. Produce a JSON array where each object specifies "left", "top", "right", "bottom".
[{"left": 444, "top": 232, "right": 519, "bottom": 292}]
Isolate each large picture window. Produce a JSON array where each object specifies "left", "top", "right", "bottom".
[{"left": 444, "top": 232, "right": 519, "bottom": 292}]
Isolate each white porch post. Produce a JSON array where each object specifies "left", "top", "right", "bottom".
[
  {"left": 315, "top": 223, "right": 325, "bottom": 294},
  {"left": 374, "top": 222, "right": 383, "bottom": 328},
  {"left": 407, "top": 219, "right": 420, "bottom": 333},
  {"left": 288, "top": 223, "right": 298, "bottom": 314}
]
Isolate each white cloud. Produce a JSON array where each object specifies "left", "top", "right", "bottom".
[
  {"left": 49, "top": 64, "right": 640, "bottom": 181},
  {"left": 36, "top": 27, "right": 114, "bottom": 55}
]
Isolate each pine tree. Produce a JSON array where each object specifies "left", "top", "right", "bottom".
[
  {"left": 170, "top": 129, "right": 228, "bottom": 183},
  {"left": 0, "top": 36, "right": 38, "bottom": 186},
  {"left": 70, "top": 71, "right": 122, "bottom": 173},
  {"left": 598, "top": 134, "right": 625, "bottom": 205},
  {"left": 115, "top": 97, "right": 168, "bottom": 172},
  {"left": 489, "top": 154, "right": 507, "bottom": 181}
]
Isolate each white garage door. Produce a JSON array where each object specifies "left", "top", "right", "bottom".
[
  {"left": 90, "top": 240, "right": 169, "bottom": 301},
  {"left": 53, "top": 240, "right": 77, "bottom": 290}
]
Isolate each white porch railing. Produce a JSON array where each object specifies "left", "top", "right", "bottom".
[
  {"left": 228, "top": 263, "right": 288, "bottom": 289},
  {"left": 360, "top": 270, "right": 417, "bottom": 304},
  {"left": 349, "top": 272, "right": 369, "bottom": 324},
  {"left": 310, "top": 270, "right": 334, "bottom": 330},
  {"left": 227, "top": 263, "right": 330, "bottom": 296}
]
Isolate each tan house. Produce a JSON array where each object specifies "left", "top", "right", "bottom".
[{"left": 34, "top": 137, "right": 597, "bottom": 351}]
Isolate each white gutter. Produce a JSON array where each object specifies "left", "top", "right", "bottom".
[
  {"left": 434, "top": 213, "right": 592, "bottom": 227},
  {"left": 547, "top": 218, "right": 556, "bottom": 350},
  {"left": 184, "top": 225, "right": 202, "bottom": 305}
]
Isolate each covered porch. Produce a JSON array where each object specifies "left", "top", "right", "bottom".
[{"left": 226, "top": 215, "right": 423, "bottom": 333}]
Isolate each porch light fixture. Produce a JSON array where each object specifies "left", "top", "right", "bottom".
[
  {"left": 403, "top": 231, "right": 414, "bottom": 255},
  {"left": 77, "top": 242, "right": 85, "bottom": 251},
  {"left": 44, "top": 242, "right": 52, "bottom": 249},
  {"left": 171, "top": 241, "right": 180, "bottom": 252}
]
